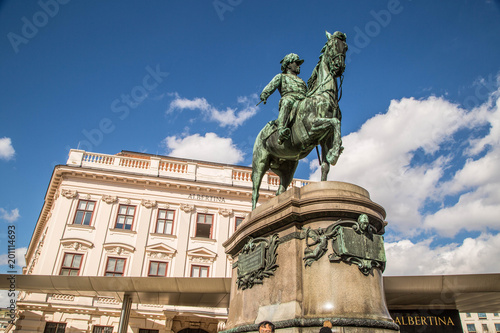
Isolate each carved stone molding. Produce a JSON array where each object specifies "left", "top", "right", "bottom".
[
  {"left": 121, "top": 198, "right": 132, "bottom": 205},
  {"left": 217, "top": 320, "right": 226, "bottom": 332},
  {"left": 96, "top": 296, "right": 119, "bottom": 305},
  {"left": 148, "top": 252, "right": 173, "bottom": 260},
  {"left": 61, "top": 189, "right": 77, "bottom": 199},
  {"left": 83, "top": 193, "right": 92, "bottom": 200},
  {"left": 198, "top": 207, "right": 208, "bottom": 214},
  {"left": 218, "top": 208, "right": 232, "bottom": 217},
  {"left": 108, "top": 247, "right": 130, "bottom": 255},
  {"left": 190, "top": 257, "right": 214, "bottom": 264},
  {"left": 104, "top": 243, "right": 135, "bottom": 255},
  {"left": 62, "top": 241, "right": 92, "bottom": 251},
  {"left": 101, "top": 195, "right": 118, "bottom": 204},
  {"left": 141, "top": 199, "right": 157, "bottom": 209},
  {"left": 27, "top": 229, "right": 47, "bottom": 274},
  {"left": 51, "top": 294, "right": 75, "bottom": 301},
  {"left": 187, "top": 247, "right": 217, "bottom": 265},
  {"left": 159, "top": 203, "right": 170, "bottom": 209},
  {"left": 180, "top": 203, "right": 194, "bottom": 213}
]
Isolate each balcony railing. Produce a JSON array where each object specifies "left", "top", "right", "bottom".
[{"left": 67, "top": 149, "right": 310, "bottom": 191}]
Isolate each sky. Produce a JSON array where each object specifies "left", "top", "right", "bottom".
[{"left": 1, "top": 0, "right": 500, "bottom": 305}]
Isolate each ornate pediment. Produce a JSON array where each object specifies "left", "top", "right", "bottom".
[
  {"left": 146, "top": 243, "right": 177, "bottom": 260},
  {"left": 187, "top": 247, "right": 217, "bottom": 263},
  {"left": 103, "top": 243, "right": 135, "bottom": 255},
  {"left": 61, "top": 238, "right": 94, "bottom": 251}
]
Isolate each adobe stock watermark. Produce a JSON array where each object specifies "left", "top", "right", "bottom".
[
  {"left": 66, "top": 65, "right": 168, "bottom": 152},
  {"left": 213, "top": 0, "right": 243, "bottom": 21},
  {"left": 463, "top": 73, "right": 499, "bottom": 110},
  {"left": 7, "top": 0, "right": 71, "bottom": 54},
  {"left": 347, "top": 0, "right": 408, "bottom": 64}
]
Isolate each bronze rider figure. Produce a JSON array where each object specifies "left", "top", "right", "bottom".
[{"left": 260, "top": 53, "right": 307, "bottom": 144}]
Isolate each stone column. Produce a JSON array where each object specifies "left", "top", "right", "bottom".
[{"left": 222, "top": 182, "right": 398, "bottom": 333}]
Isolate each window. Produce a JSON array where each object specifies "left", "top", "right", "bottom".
[
  {"left": 195, "top": 213, "right": 213, "bottom": 238},
  {"left": 235, "top": 217, "right": 244, "bottom": 229},
  {"left": 191, "top": 265, "right": 209, "bottom": 277},
  {"left": 495, "top": 323, "right": 500, "bottom": 331},
  {"left": 156, "top": 209, "right": 175, "bottom": 234},
  {"left": 494, "top": 313, "right": 499, "bottom": 317},
  {"left": 73, "top": 200, "right": 95, "bottom": 225},
  {"left": 466, "top": 313, "right": 472, "bottom": 317},
  {"left": 105, "top": 257, "right": 126, "bottom": 276},
  {"left": 93, "top": 326, "right": 113, "bottom": 333},
  {"left": 44, "top": 322, "right": 66, "bottom": 333},
  {"left": 115, "top": 205, "right": 136, "bottom": 230},
  {"left": 59, "top": 253, "right": 83, "bottom": 276},
  {"left": 148, "top": 261, "right": 168, "bottom": 277},
  {"left": 479, "top": 313, "right": 487, "bottom": 319},
  {"left": 139, "top": 330, "right": 159, "bottom": 333},
  {"left": 483, "top": 324, "right": 489, "bottom": 331},
  {"left": 467, "top": 324, "right": 476, "bottom": 332}
]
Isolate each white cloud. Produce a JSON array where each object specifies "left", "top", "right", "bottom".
[
  {"left": 163, "top": 132, "right": 245, "bottom": 164},
  {"left": 167, "top": 93, "right": 259, "bottom": 128},
  {"left": 0, "top": 208, "right": 20, "bottom": 223},
  {"left": 385, "top": 233, "right": 500, "bottom": 275},
  {"left": 0, "top": 247, "right": 27, "bottom": 267},
  {"left": 0, "top": 137, "right": 15, "bottom": 161},
  {"left": 309, "top": 84, "right": 500, "bottom": 238}
]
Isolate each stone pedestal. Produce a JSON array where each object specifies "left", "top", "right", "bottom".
[{"left": 222, "top": 182, "right": 399, "bottom": 333}]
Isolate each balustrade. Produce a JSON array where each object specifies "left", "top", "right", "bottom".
[{"left": 70, "top": 149, "right": 311, "bottom": 189}]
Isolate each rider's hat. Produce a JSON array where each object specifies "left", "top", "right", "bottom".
[{"left": 280, "top": 53, "right": 304, "bottom": 73}]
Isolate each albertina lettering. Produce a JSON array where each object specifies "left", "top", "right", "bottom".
[{"left": 188, "top": 194, "right": 225, "bottom": 203}]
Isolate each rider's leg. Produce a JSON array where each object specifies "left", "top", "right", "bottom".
[{"left": 277, "top": 99, "right": 293, "bottom": 144}]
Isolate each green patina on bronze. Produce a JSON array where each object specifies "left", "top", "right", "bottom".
[
  {"left": 303, "top": 214, "right": 386, "bottom": 275},
  {"left": 236, "top": 234, "right": 279, "bottom": 290},
  {"left": 251, "top": 31, "right": 348, "bottom": 210}
]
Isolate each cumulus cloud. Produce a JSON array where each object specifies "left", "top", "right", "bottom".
[
  {"left": 0, "top": 247, "right": 27, "bottom": 267},
  {"left": 163, "top": 132, "right": 245, "bottom": 164},
  {"left": 167, "top": 93, "right": 259, "bottom": 128},
  {"left": 0, "top": 208, "right": 20, "bottom": 223},
  {"left": 0, "top": 137, "right": 15, "bottom": 161},
  {"left": 310, "top": 83, "right": 500, "bottom": 238},
  {"left": 385, "top": 233, "right": 500, "bottom": 275}
]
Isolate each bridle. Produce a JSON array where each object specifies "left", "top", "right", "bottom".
[{"left": 327, "top": 38, "right": 346, "bottom": 102}]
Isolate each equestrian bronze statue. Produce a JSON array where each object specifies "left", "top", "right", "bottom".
[{"left": 251, "top": 31, "right": 347, "bottom": 210}]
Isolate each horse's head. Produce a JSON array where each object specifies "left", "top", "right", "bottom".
[{"left": 323, "top": 31, "right": 347, "bottom": 77}]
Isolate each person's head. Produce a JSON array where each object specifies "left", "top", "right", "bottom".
[
  {"left": 258, "top": 321, "right": 275, "bottom": 333},
  {"left": 323, "top": 321, "right": 332, "bottom": 328},
  {"left": 280, "top": 53, "right": 304, "bottom": 74}
]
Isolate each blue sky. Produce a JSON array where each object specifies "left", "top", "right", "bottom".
[{"left": 1, "top": 0, "right": 500, "bottom": 297}]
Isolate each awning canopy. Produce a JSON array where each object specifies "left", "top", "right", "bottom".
[
  {"left": 2, "top": 273, "right": 499, "bottom": 312},
  {"left": 1, "top": 275, "right": 232, "bottom": 307}
]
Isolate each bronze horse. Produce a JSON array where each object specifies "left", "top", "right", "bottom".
[{"left": 251, "top": 31, "right": 347, "bottom": 209}]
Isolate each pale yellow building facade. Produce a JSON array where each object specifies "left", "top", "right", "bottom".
[{"left": 14, "top": 149, "right": 309, "bottom": 333}]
